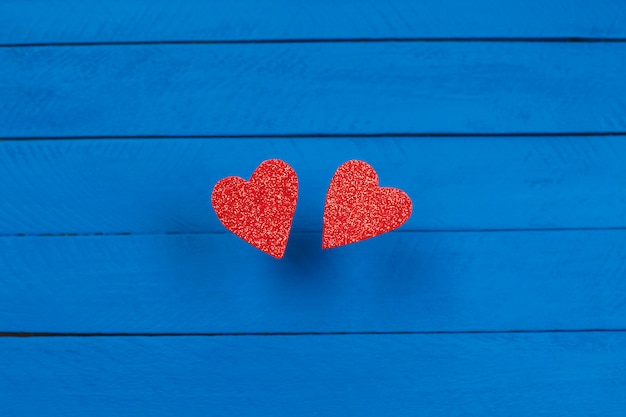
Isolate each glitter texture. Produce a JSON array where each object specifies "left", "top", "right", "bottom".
[
  {"left": 322, "top": 160, "right": 412, "bottom": 249},
  {"left": 212, "top": 159, "right": 298, "bottom": 259}
]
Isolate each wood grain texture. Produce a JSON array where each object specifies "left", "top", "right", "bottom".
[
  {"left": 3, "top": 1, "right": 623, "bottom": 414},
  {"left": 1, "top": 0, "right": 626, "bottom": 45},
  {"left": 1, "top": 333, "right": 625, "bottom": 416},
  {"left": 1, "top": 230, "right": 625, "bottom": 333},
  {"left": 1, "top": 137, "right": 626, "bottom": 235},
  {"left": 1, "top": 43, "right": 625, "bottom": 137}
]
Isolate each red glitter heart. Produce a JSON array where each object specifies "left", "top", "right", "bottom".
[
  {"left": 212, "top": 159, "right": 298, "bottom": 259},
  {"left": 322, "top": 160, "right": 412, "bottom": 249}
]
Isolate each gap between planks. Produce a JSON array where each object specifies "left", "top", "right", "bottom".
[
  {"left": 2, "top": 37, "right": 626, "bottom": 48},
  {"left": 5, "top": 227, "right": 626, "bottom": 239},
  {"left": 3, "top": 132, "right": 626, "bottom": 141},
  {"left": 2, "top": 329, "right": 626, "bottom": 338}
]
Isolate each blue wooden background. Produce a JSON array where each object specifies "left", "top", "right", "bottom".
[{"left": 2, "top": 1, "right": 626, "bottom": 415}]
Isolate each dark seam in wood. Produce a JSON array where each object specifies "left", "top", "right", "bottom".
[
  {"left": 1, "top": 329, "right": 626, "bottom": 337},
  {"left": 2, "top": 37, "right": 626, "bottom": 48},
  {"left": 2, "top": 132, "right": 626, "bottom": 141},
  {"left": 4, "top": 227, "right": 626, "bottom": 239}
]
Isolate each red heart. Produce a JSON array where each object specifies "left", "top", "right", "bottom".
[
  {"left": 212, "top": 159, "right": 298, "bottom": 259},
  {"left": 322, "top": 160, "right": 412, "bottom": 249}
]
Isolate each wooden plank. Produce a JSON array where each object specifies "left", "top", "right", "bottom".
[
  {"left": 1, "top": 137, "right": 626, "bottom": 235},
  {"left": 1, "top": 0, "right": 626, "bottom": 44},
  {"left": 1, "top": 333, "right": 624, "bottom": 416},
  {"left": 1, "top": 230, "right": 625, "bottom": 333},
  {"left": 1, "top": 43, "right": 625, "bottom": 137}
]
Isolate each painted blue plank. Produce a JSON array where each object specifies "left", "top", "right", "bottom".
[
  {"left": 1, "top": 43, "right": 624, "bottom": 137},
  {"left": 2, "top": 137, "right": 626, "bottom": 235},
  {"left": 1, "top": 334, "right": 624, "bottom": 416},
  {"left": 1, "top": 0, "right": 625, "bottom": 44},
  {"left": 1, "top": 230, "right": 625, "bottom": 333}
]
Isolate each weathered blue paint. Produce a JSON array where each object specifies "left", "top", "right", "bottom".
[
  {"left": 1, "top": 137, "right": 625, "bottom": 235},
  {"left": 1, "top": 230, "right": 625, "bottom": 333},
  {"left": 1, "top": 43, "right": 625, "bottom": 137},
  {"left": 2, "top": 0, "right": 626, "bottom": 44},
  {"left": 1, "top": 334, "right": 625, "bottom": 416},
  {"left": 1, "top": 1, "right": 624, "bottom": 415}
]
